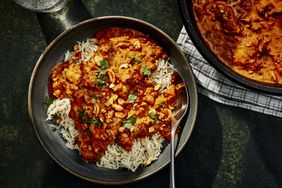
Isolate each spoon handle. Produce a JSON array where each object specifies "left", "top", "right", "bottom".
[{"left": 170, "top": 122, "right": 178, "bottom": 188}]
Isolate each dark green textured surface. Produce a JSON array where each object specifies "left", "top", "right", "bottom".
[
  {"left": 1, "top": 0, "right": 282, "bottom": 187},
  {"left": 81, "top": 0, "right": 182, "bottom": 40}
]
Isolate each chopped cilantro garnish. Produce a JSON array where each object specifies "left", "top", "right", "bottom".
[
  {"left": 90, "top": 94, "right": 98, "bottom": 99},
  {"left": 134, "top": 57, "right": 142, "bottom": 63},
  {"left": 127, "top": 93, "right": 137, "bottom": 103},
  {"left": 50, "top": 113, "right": 60, "bottom": 125},
  {"left": 89, "top": 118, "right": 103, "bottom": 127},
  {"left": 100, "top": 59, "right": 109, "bottom": 69},
  {"left": 50, "top": 126, "right": 57, "bottom": 132},
  {"left": 98, "top": 75, "right": 108, "bottom": 87},
  {"left": 97, "top": 67, "right": 108, "bottom": 87},
  {"left": 122, "top": 116, "right": 137, "bottom": 127},
  {"left": 78, "top": 109, "right": 103, "bottom": 126},
  {"left": 78, "top": 109, "right": 87, "bottom": 124},
  {"left": 115, "top": 140, "right": 121, "bottom": 146},
  {"left": 44, "top": 96, "right": 55, "bottom": 106},
  {"left": 97, "top": 69, "right": 107, "bottom": 78},
  {"left": 127, "top": 54, "right": 142, "bottom": 63},
  {"left": 148, "top": 110, "right": 158, "bottom": 125},
  {"left": 149, "top": 111, "right": 158, "bottom": 120},
  {"left": 99, "top": 69, "right": 107, "bottom": 75},
  {"left": 141, "top": 66, "right": 151, "bottom": 76}
]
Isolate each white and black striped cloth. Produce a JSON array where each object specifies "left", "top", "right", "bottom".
[{"left": 177, "top": 27, "right": 282, "bottom": 118}]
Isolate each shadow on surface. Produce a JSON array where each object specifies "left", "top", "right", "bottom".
[
  {"left": 253, "top": 116, "right": 282, "bottom": 187},
  {"left": 41, "top": 160, "right": 170, "bottom": 188},
  {"left": 82, "top": 0, "right": 183, "bottom": 40},
  {"left": 174, "top": 94, "right": 223, "bottom": 187},
  {"left": 237, "top": 113, "right": 279, "bottom": 187},
  {"left": 40, "top": 94, "right": 223, "bottom": 188}
]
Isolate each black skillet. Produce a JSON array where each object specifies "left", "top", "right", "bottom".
[
  {"left": 178, "top": 0, "right": 282, "bottom": 95},
  {"left": 28, "top": 15, "right": 198, "bottom": 184}
]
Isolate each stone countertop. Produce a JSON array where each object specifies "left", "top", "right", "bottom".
[{"left": 1, "top": 0, "right": 282, "bottom": 187}]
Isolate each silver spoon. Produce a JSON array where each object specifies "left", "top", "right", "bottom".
[{"left": 170, "top": 72, "right": 189, "bottom": 188}]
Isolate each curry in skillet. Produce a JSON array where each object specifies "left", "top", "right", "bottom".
[{"left": 193, "top": 0, "right": 282, "bottom": 85}]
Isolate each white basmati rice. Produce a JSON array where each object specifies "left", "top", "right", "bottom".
[
  {"left": 97, "top": 133, "right": 164, "bottom": 172},
  {"left": 150, "top": 59, "right": 175, "bottom": 92},
  {"left": 64, "top": 50, "right": 73, "bottom": 62},
  {"left": 77, "top": 38, "right": 98, "bottom": 63},
  {"left": 46, "top": 98, "right": 79, "bottom": 150}
]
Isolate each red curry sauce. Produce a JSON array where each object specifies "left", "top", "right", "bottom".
[
  {"left": 48, "top": 28, "right": 183, "bottom": 162},
  {"left": 193, "top": 0, "right": 282, "bottom": 84}
]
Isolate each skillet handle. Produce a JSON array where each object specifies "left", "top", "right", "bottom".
[{"left": 37, "top": 0, "right": 91, "bottom": 44}]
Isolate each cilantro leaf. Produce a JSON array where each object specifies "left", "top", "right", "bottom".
[
  {"left": 44, "top": 96, "right": 55, "bottom": 106},
  {"left": 50, "top": 126, "right": 58, "bottom": 132},
  {"left": 50, "top": 113, "right": 60, "bottom": 125},
  {"left": 127, "top": 93, "right": 137, "bottom": 103},
  {"left": 78, "top": 109, "right": 103, "bottom": 126},
  {"left": 99, "top": 69, "right": 107, "bottom": 75},
  {"left": 127, "top": 54, "right": 142, "bottom": 63},
  {"left": 141, "top": 66, "right": 151, "bottom": 76},
  {"left": 90, "top": 94, "right": 99, "bottom": 99},
  {"left": 149, "top": 110, "right": 158, "bottom": 120},
  {"left": 89, "top": 118, "right": 103, "bottom": 127},
  {"left": 78, "top": 109, "right": 87, "bottom": 124},
  {"left": 134, "top": 57, "right": 142, "bottom": 63},
  {"left": 98, "top": 75, "right": 108, "bottom": 87},
  {"left": 100, "top": 60, "right": 109, "bottom": 69},
  {"left": 122, "top": 116, "right": 137, "bottom": 127}
]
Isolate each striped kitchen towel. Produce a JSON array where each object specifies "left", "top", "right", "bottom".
[{"left": 177, "top": 27, "right": 282, "bottom": 118}]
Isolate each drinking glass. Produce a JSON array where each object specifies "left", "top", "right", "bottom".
[
  {"left": 13, "top": 0, "right": 91, "bottom": 43},
  {"left": 14, "top": 0, "right": 69, "bottom": 13}
]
